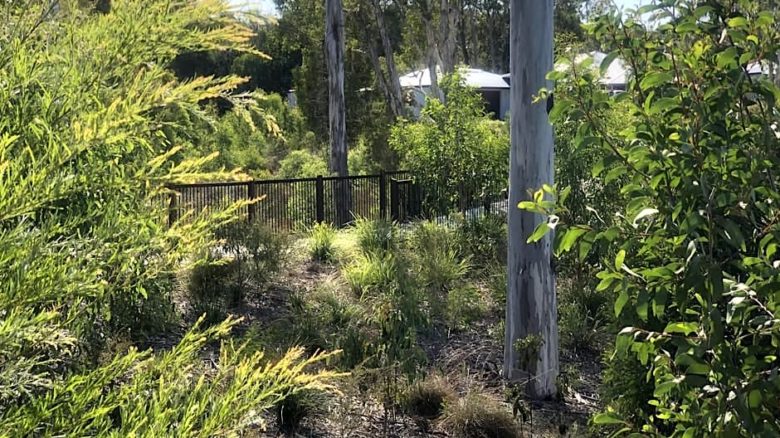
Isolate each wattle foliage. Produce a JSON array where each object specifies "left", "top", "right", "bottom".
[
  {"left": 528, "top": 0, "right": 780, "bottom": 435},
  {"left": 0, "top": 0, "right": 339, "bottom": 434}
]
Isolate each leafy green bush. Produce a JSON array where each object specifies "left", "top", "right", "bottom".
[
  {"left": 187, "top": 222, "right": 288, "bottom": 324},
  {"left": 278, "top": 150, "right": 329, "bottom": 178},
  {"left": 403, "top": 375, "right": 457, "bottom": 419},
  {"left": 455, "top": 213, "right": 508, "bottom": 269},
  {"left": 557, "top": 280, "right": 609, "bottom": 353},
  {"left": 390, "top": 74, "right": 509, "bottom": 217},
  {"left": 282, "top": 283, "right": 370, "bottom": 368},
  {"left": 187, "top": 260, "right": 242, "bottom": 324},
  {"left": 599, "top": 346, "right": 655, "bottom": 424},
  {"left": 441, "top": 393, "right": 520, "bottom": 438},
  {"left": 535, "top": 1, "right": 780, "bottom": 434},
  {"left": 344, "top": 252, "right": 402, "bottom": 298},
  {"left": 217, "top": 221, "right": 290, "bottom": 287}
]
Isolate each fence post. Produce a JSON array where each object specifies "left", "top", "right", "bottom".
[
  {"left": 379, "top": 171, "right": 387, "bottom": 220},
  {"left": 390, "top": 178, "right": 399, "bottom": 222},
  {"left": 247, "top": 182, "right": 256, "bottom": 223},
  {"left": 168, "top": 189, "right": 178, "bottom": 227},
  {"left": 315, "top": 175, "right": 325, "bottom": 223}
]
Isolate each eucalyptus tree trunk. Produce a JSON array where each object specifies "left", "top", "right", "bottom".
[
  {"left": 369, "top": 0, "right": 405, "bottom": 118},
  {"left": 438, "top": 0, "right": 459, "bottom": 73},
  {"left": 326, "top": 0, "right": 350, "bottom": 226},
  {"left": 504, "top": 0, "right": 558, "bottom": 399},
  {"left": 419, "top": 1, "right": 445, "bottom": 101}
]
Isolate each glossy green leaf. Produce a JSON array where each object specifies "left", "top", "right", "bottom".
[
  {"left": 664, "top": 322, "right": 699, "bottom": 335},
  {"left": 527, "top": 222, "right": 550, "bottom": 244},
  {"left": 615, "top": 249, "right": 626, "bottom": 270},
  {"left": 640, "top": 72, "right": 674, "bottom": 90},
  {"left": 615, "top": 289, "right": 629, "bottom": 318},
  {"left": 592, "top": 412, "right": 626, "bottom": 425},
  {"left": 558, "top": 227, "right": 589, "bottom": 253}
]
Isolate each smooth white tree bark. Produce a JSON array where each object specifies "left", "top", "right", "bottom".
[
  {"left": 504, "top": 0, "right": 559, "bottom": 398},
  {"left": 326, "top": 0, "right": 350, "bottom": 225}
]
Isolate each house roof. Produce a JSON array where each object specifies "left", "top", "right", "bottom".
[{"left": 399, "top": 67, "right": 510, "bottom": 89}]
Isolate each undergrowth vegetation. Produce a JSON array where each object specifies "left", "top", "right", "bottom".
[{"left": 0, "top": 1, "right": 340, "bottom": 434}]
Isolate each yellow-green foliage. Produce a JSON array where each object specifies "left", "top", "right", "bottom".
[{"left": 0, "top": 0, "right": 338, "bottom": 434}]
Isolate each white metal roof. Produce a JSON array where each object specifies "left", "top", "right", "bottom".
[{"left": 399, "top": 67, "right": 510, "bottom": 89}]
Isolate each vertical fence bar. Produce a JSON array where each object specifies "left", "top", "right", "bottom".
[
  {"left": 390, "top": 178, "right": 399, "bottom": 222},
  {"left": 315, "top": 175, "right": 325, "bottom": 223},
  {"left": 379, "top": 171, "right": 387, "bottom": 220}
]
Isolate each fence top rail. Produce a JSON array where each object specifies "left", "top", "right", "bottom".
[{"left": 168, "top": 171, "right": 411, "bottom": 190}]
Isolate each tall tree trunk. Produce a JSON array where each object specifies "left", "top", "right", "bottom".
[
  {"left": 370, "top": 0, "right": 405, "bottom": 117},
  {"left": 420, "top": 2, "right": 445, "bottom": 101},
  {"left": 458, "top": 3, "right": 470, "bottom": 66},
  {"left": 504, "top": 0, "right": 558, "bottom": 399},
  {"left": 439, "top": 0, "right": 459, "bottom": 73},
  {"left": 326, "top": 0, "right": 350, "bottom": 226}
]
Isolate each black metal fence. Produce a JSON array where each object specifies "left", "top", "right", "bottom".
[{"left": 167, "top": 171, "right": 508, "bottom": 232}]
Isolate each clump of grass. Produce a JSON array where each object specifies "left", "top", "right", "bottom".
[
  {"left": 409, "top": 221, "right": 469, "bottom": 295},
  {"left": 403, "top": 375, "right": 457, "bottom": 419},
  {"left": 354, "top": 217, "right": 396, "bottom": 255},
  {"left": 441, "top": 393, "right": 520, "bottom": 438},
  {"left": 275, "top": 390, "right": 327, "bottom": 433},
  {"left": 486, "top": 266, "right": 507, "bottom": 309},
  {"left": 343, "top": 252, "right": 402, "bottom": 297},
  {"left": 309, "top": 222, "right": 337, "bottom": 262},
  {"left": 557, "top": 279, "right": 609, "bottom": 353},
  {"left": 445, "top": 285, "right": 485, "bottom": 330}
]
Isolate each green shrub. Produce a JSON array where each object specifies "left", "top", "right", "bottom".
[
  {"left": 599, "top": 346, "right": 655, "bottom": 424},
  {"left": 284, "top": 284, "right": 370, "bottom": 368},
  {"left": 354, "top": 217, "right": 396, "bottom": 255},
  {"left": 455, "top": 214, "right": 507, "bottom": 269},
  {"left": 538, "top": 2, "right": 780, "bottom": 434},
  {"left": 187, "top": 259, "right": 242, "bottom": 324},
  {"left": 216, "top": 221, "right": 289, "bottom": 287},
  {"left": 278, "top": 150, "right": 329, "bottom": 178},
  {"left": 108, "top": 274, "right": 178, "bottom": 340},
  {"left": 441, "top": 393, "right": 520, "bottom": 438},
  {"left": 309, "top": 222, "right": 337, "bottom": 262},
  {"left": 390, "top": 73, "right": 509, "bottom": 217},
  {"left": 486, "top": 266, "right": 507, "bottom": 309},
  {"left": 403, "top": 375, "right": 456, "bottom": 419}
]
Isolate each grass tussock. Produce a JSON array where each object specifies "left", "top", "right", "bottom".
[
  {"left": 441, "top": 393, "right": 520, "bottom": 438},
  {"left": 402, "top": 375, "right": 457, "bottom": 419}
]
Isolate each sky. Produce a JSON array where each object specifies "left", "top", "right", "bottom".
[{"left": 228, "top": 0, "right": 647, "bottom": 16}]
